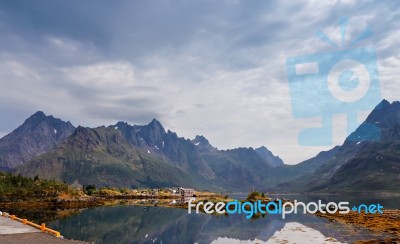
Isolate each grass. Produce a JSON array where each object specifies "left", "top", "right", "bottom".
[{"left": 0, "top": 172, "right": 76, "bottom": 201}]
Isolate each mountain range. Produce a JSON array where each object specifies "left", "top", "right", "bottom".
[
  {"left": 0, "top": 111, "right": 285, "bottom": 190},
  {"left": 1, "top": 99, "right": 400, "bottom": 192}
]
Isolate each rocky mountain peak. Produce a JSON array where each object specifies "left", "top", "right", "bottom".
[
  {"left": 73, "top": 126, "right": 90, "bottom": 135},
  {"left": 367, "top": 100, "right": 400, "bottom": 121},
  {"left": 136, "top": 119, "right": 166, "bottom": 146},
  {"left": 0, "top": 111, "right": 76, "bottom": 170},
  {"left": 148, "top": 118, "right": 165, "bottom": 131},
  {"left": 255, "top": 146, "right": 284, "bottom": 167},
  {"left": 115, "top": 121, "right": 129, "bottom": 127},
  {"left": 377, "top": 99, "right": 390, "bottom": 107},
  {"left": 192, "top": 135, "right": 211, "bottom": 146},
  {"left": 22, "top": 111, "right": 49, "bottom": 128},
  {"left": 192, "top": 135, "right": 216, "bottom": 152},
  {"left": 31, "top": 110, "right": 46, "bottom": 118},
  {"left": 346, "top": 99, "right": 400, "bottom": 143},
  {"left": 22, "top": 111, "right": 74, "bottom": 132},
  {"left": 113, "top": 121, "right": 132, "bottom": 133}
]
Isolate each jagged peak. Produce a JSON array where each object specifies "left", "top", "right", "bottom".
[
  {"left": 224, "top": 147, "right": 254, "bottom": 152},
  {"left": 255, "top": 146, "right": 283, "bottom": 158},
  {"left": 25, "top": 111, "right": 48, "bottom": 123},
  {"left": 191, "top": 135, "right": 217, "bottom": 151},
  {"left": 344, "top": 99, "right": 400, "bottom": 143},
  {"left": 193, "top": 135, "right": 210, "bottom": 144},
  {"left": 114, "top": 119, "right": 163, "bottom": 128},
  {"left": 25, "top": 111, "right": 74, "bottom": 126},
  {"left": 366, "top": 99, "right": 400, "bottom": 121},
  {"left": 116, "top": 121, "right": 129, "bottom": 125},
  {"left": 114, "top": 121, "right": 130, "bottom": 128},
  {"left": 167, "top": 130, "right": 177, "bottom": 137},
  {"left": 254, "top": 146, "right": 284, "bottom": 167},
  {"left": 256, "top": 146, "right": 271, "bottom": 151},
  {"left": 22, "top": 111, "right": 72, "bottom": 129},
  {"left": 74, "top": 126, "right": 91, "bottom": 134},
  {"left": 255, "top": 146, "right": 278, "bottom": 156},
  {"left": 374, "top": 99, "right": 390, "bottom": 110},
  {"left": 148, "top": 118, "right": 163, "bottom": 127},
  {"left": 371, "top": 99, "right": 400, "bottom": 111},
  {"left": 145, "top": 118, "right": 165, "bottom": 134},
  {"left": 390, "top": 100, "right": 400, "bottom": 109},
  {"left": 31, "top": 111, "right": 46, "bottom": 118},
  {"left": 255, "top": 146, "right": 275, "bottom": 154}
]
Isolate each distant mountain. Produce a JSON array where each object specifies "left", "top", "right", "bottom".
[
  {"left": 255, "top": 146, "right": 284, "bottom": 168},
  {"left": 0, "top": 111, "right": 75, "bottom": 171},
  {"left": 14, "top": 106, "right": 399, "bottom": 192},
  {"left": 258, "top": 146, "right": 340, "bottom": 191},
  {"left": 275, "top": 100, "right": 400, "bottom": 193},
  {"left": 5, "top": 112, "right": 292, "bottom": 190},
  {"left": 192, "top": 135, "right": 217, "bottom": 153},
  {"left": 110, "top": 120, "right": 293, "bottom": 190},
  {"left": 16, "top": 126, "right": 203, "bottom": 189},
  {"left": 199, "top": 147, "right": 273, "bottom": 190},
  {"left": 111, "top": 120, "right": 216, "bottom": 180}
]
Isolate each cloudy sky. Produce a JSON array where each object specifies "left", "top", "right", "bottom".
[{"left": 0, "top": 0, "right": 399, "bottom": 164}]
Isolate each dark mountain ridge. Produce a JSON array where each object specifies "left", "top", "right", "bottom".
[
  {"left": 274, "top": 99, "right": 400, "bottom": 193},
  {"left": 0, "top": 111, "right": 75, "bottom": 171},
  {"left": 255, "top": 146, "right": 284, "bottom": 168},
  {"left": 9, "top": 113, "right": 284, "bottom": 190},
  {"left": 7, "top": 99, "right": 400, "bottom": 192},
  {"left": 16, "top": 125, "right": 203, "bottom": 189}
]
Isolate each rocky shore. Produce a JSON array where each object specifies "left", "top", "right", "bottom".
[{"left": 316, "top": 209, "right": 400, "bottom": 243}]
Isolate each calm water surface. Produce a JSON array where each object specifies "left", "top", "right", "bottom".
[{"left": 41, "top": 194, "right": 400, "bottom": 244}]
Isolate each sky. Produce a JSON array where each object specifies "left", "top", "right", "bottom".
[{"left": 0, "top": 0, "right": 399, "bottom": 164}]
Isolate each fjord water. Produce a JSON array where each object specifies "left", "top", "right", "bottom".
[{"left": 43, "top": 194, "right": 400, "bottom": 244}]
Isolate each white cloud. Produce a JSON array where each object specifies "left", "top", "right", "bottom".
[
  {"left": 0, "top": 0, "right": 399, "bottom": 164},
  {"left": 47, "top": 36, "right": 78, "bottom": 52},
  {"left": 62, "top": 62, "right": 136, "bottom": 87}
]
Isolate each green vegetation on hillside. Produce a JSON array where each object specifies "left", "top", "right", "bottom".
[
  {"left": 16, "top": 126, "right": 209, "bottom": 190},
  {"left": 0, "top": 171, "right": 75, "bottom": 200}
]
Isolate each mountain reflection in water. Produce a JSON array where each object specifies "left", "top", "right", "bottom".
[{"left": 46, "top": 205, "right": 389, "bottom": 244}]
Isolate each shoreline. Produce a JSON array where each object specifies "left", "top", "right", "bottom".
[
  {"left": 316, "top": 210, "right": 400, "bottom": 243},
  {"left": 0, "top": 190, "right": 228, "bottom": 213}
]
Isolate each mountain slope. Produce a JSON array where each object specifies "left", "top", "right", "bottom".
[
  {"left": 275, "top": 100, "right": 400, "bottom": 193},
  {"left": 112, "top": 121, "right": 216, "bottom": 180},
  {"left": 0, "top": 111, "right": 75, "bottom": 171},
  {"left": 199, "top": 147, "right": 279, "bottom": 190},
  {"left": 15, "top": 126, "right": 203, "bottom": 189},
  {"left": 191, "top": 135, "right": 218, "bottom": 153},
  {"left": 255, "top": 146, "right": 284, "bottom": 168},
  {"left": 0, "top": 111, "right": 290, "bottom": 190},
  {"left": 0, "top": 109, "right": 346, "bottom": 191},
  {"left": 259, "top": 146, "right": 340, "bottom": 191}
]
